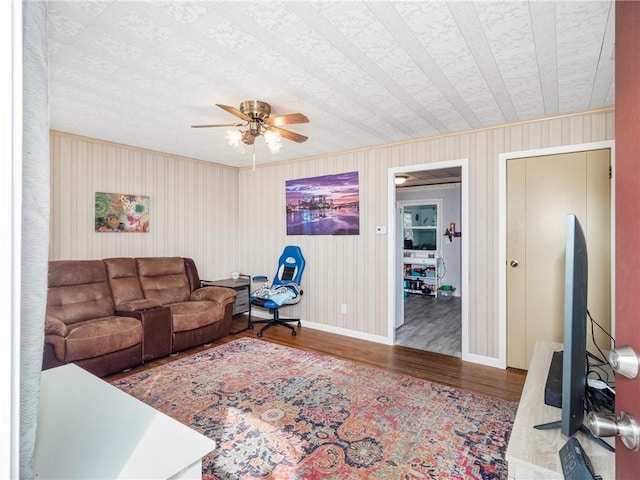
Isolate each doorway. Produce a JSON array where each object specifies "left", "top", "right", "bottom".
[
  {"left": 387, "top": 160, "right": 469, "bottom": 361},
  {"left": 498, "top": 141, "right": 615, "bottom": 369},
  {"left": 396, "top": 194, "right": 460, "bottom": 356}
]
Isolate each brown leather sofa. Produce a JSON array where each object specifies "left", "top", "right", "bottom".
[
  {"left": 43, "top": 257, "right": 236, "bottom": 377},
  {"left": 106, "top": 257, "right": 236, "bottom": 353}
]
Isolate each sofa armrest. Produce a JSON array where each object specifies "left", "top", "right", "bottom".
[
  {"left": 116, "top": 298, "right": 163, "bottom": 312},
  {"left": 44, "top": 315, "right": 69, "bottom": 337},
  {"left": 117, "top": 307, "right": 172, "bottom": 362},
  {"left": 190, "top": 286, "right": 236, "bottom": 305}
]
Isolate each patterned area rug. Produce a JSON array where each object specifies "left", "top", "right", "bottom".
[{"left": 112, "top": 338, "right": 517, "bottom": 480}]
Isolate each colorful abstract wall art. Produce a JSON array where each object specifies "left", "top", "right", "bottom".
[
  {"left": 95, "top": 192, "right": 150, "bottom": 233},
  {"left": 286, "top": 171, "right": 359, "bottom": 235}
]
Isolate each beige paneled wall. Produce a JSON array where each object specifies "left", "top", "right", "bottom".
[
  {"left": 237, "top": 108, "right": 614, "bottom": 359},
  {"left": 50, "top": 109, "right": 614, "bottom": 361},
  {"left": 49, "top": 131, "right": 239, "bottom": 281}
]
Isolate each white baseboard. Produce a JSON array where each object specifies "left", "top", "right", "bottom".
[
  {"left": 300, "top": 320, "right": 393, "bottom": 345},
  {"left": 247, "top": 312, "right": 502, "bottom": 368},
  {"left": 247, "top": 311, "right": 392, "bottom": 345},
  {"left": 463, "top": 352, "right": 503, "bottom": 369}
]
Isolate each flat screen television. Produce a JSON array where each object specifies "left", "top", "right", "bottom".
[
  {"left": 534, "top": 214, "right": 613, "bottom": 452},
  {"left": 561, "top": 213, "right": 589, "bottom": 437}
]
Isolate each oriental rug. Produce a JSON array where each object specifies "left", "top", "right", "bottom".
[{"left": 112, "top": 338, "right": 517, "bottom": 480}]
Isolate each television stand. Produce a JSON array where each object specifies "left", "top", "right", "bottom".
[
  {"left": 506, "top": 341, "right": 614, "bottom": 479},
  {"left": 531, "top": 348, "right": 614, "bottom": 453}
]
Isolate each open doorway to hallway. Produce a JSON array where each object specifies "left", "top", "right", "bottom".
[{"left": 388, "top": 162, "right": 468, "bottom": 360}]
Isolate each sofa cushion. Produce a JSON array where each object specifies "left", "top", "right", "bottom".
[
  {"left": 47, "top": 260, "right": 114, "bottom": 325},
  {"left": 137, "top": 257, "right": 191, "bottom": 305},
  {"left": 167, "top": 300, "right": 223, "bottom": 333},
  {"left": 64, "top": 316, "right": 143, "bottom": 362},
  {"left": 104, "top": 257, "right": 146, "bottom": 307},
  {"left": 116, "top": 298, "right": 162, "bottom": 312}
]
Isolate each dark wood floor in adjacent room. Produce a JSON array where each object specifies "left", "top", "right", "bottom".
[{"left": 108, "top": 315, "right": 527, "bottom": 403}]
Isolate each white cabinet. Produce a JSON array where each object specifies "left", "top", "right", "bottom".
[
  {"left": 34, "top": 364, "right": 216, "bottom": 479},
  {"left": 403, "top": 253, "right": 441, "bottom": 297}
]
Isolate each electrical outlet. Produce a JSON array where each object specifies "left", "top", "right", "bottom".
[
  {"left": 375, "top": 226, "right": 387, "bottom": 234},
  {"left": 341, "top": 304, "right": 347, "bottom": 314}
]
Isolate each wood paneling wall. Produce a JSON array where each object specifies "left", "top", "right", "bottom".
[
  {"left": 236, "top": 109, "right": 614, "bottom": 360},
  {"left": 49, "top": 131, "right": 239, "bottom": 282},
  {"left": 50, "top": 108, "right": 614, "bottom": 361}
]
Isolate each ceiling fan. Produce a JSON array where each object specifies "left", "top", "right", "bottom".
[{"left": 191, "top": 100, "right": 309, "bottom": 147}]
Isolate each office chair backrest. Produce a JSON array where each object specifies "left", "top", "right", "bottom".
[{"left": 273, "top": 245, "right": 305, "bottom": 287}]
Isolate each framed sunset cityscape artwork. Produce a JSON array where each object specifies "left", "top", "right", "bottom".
[{"left": 285, "top": 171, "right": 359, "bottom": 236}]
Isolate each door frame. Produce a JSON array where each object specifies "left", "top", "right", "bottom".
[
  {"left": 498, "top": 140, "right": 616, "bottom": 369},
  {"left": 387, "top": 159, "right": 470, "bottom": 361}
]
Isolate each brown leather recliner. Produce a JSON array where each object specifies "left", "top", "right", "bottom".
[
  {"left": 103, "top": 257, "right": 173, "bottom": 362},
  {"left": 43, "top": 260, "right": 143, "bottom": 377},
  {"left": 135, "top": 257, "right": 236, "bottom": 352},
  {"left": 44, "top": 257, "right": 236, "bottom": 376}
]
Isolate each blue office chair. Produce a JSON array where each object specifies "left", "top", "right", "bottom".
[{"left": 249, "top": 245, "right": 306, "bottom": 337}]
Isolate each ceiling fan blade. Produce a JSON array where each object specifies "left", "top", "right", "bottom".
[
  {"left": 191, "top": 123, "right": 244, "bottom": 128},
  {"left": 264, "top": 113, "right": 309, "bottom": 126},
  {"left": 270, "top": 126, "right": 308, "bottom": 143},
  {"left": 216, "top": 104, "right": 252, "bottom": 122}
]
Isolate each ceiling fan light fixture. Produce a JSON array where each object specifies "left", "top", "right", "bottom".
[
  {"left": 194, "top": 101, "right": 309, "bottom": 159},
  {"left": 264, "top": 129, "right": 282, "bottom": 153},
  {"left": 225, "top": 129, "right": 242, "bottom": 147},
  {"left": 395, "top": 175, "right": 409, "bottom": 185},
  {"left": 241, "top": 130, "right": 254, "bottom": 145}
]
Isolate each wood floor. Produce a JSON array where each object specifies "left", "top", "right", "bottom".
[{"left": 108, "top": 315, "right": 527, "bottom": 403}]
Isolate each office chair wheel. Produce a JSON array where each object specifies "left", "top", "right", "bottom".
[
  {"left": 248, "top": 323, "right": 254, "bottom": 330},
  {"left": 291, "top": 330, "right": 297, "bottom": 336},
  {"left": 257, "top": 331, "right": 263, "bottom": 338}
]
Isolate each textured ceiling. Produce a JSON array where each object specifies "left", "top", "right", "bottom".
[{"left": 48, "top": 1, "right": 615, "bottom": 168}]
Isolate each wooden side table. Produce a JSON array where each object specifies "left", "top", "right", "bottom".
[{"left": 201, "top": 276, "right": 251, "bottom": 333}]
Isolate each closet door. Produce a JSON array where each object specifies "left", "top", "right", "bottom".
[{"left": 506, "top": 150, "right": 611, "bottom": 370}]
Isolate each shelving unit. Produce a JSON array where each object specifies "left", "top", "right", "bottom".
[{"left": 403, "top": 253, "right": 441, "bottom": 297}]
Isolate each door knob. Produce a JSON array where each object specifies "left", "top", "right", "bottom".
[
  {"left": 510, "top": 260, "right": 519, "bottom": 267},
  {"left": 608, "top": 345, "right": 640, "bottom": 379},
  {"left": 587, "top": 411, "right": 640, "bottom": 451}
]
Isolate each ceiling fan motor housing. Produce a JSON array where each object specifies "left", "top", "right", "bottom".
[
  {"left": 241, "top": 100, "right": 271, "bottom": 141},
  {"left": 240, "top": 100, "right": 271, "bottom": 121}
]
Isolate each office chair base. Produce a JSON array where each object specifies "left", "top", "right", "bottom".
[{"left": 250, "top": 317, "right": 301, "bottom": 337}]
